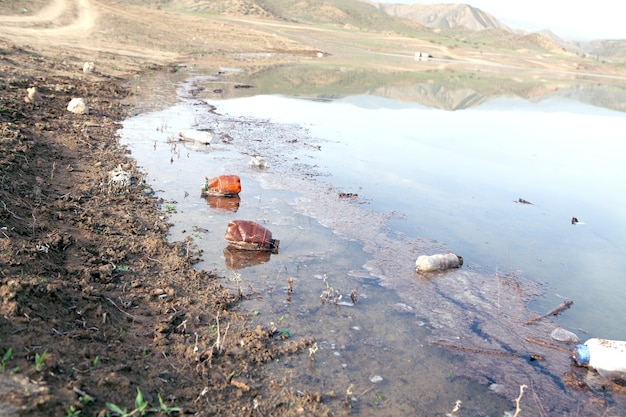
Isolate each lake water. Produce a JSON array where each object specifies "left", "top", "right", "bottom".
[{"left": 120, "top": 65, "right": 626, "bottom": 415}]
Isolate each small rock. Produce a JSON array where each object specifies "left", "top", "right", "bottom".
[
  {"left": 370, "top": 375, "right": 383, "bottom": 383},
  {"left": 392, "top": 303, "right": 414, "bottom": 314},
  {"left": 24, "top": 86, "right": 43, "bottom": 104},
  {"left": 83, "top": 61, "right": 96, "bottom": 73},
  {"left": 67, "top": 98, "right": 89, "bottom": 115},
  {"left": 489, "top": 383, "right": 506, "bottom": 394}
]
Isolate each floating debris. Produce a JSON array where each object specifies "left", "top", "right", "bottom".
[
  {"left": 178, "top": 129, "right": 212, "bottom": 144},
  {"left": 249, "top": 155, "right": 269, "bottom": 169},
  {"left": 224, "top": 220, "right": 279, "bottom": 253},
  {"left": 201, "top": 175, "right": 241, "bottom": 197},
  {"left": 415, "top": 253, "right": 463, "bottom": 273},
  {"left": 550, "top": 327, "right": 579, "bottom": 344},
  {"left": 574, "top": 338, "right": 626, "bottom": 382}
]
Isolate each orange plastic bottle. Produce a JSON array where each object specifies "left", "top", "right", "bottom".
[
  {"left": 224, "top": 220, "right": 279, "bottom": 253},
  {"left": 201, "top": 175, "right": 241, "bottom": 197}
]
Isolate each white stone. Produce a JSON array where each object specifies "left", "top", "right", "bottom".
[
  {"left": 24, "top": 87, "right": 42, "bottom": 104},
  {"left": 83, "top": 62, "right": 96, "bottom": 73},
  {"left": 67, "top": 98, "right": 89, "bottom": 115}
]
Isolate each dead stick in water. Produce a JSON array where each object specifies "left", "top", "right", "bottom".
[
  {"left": 433, "top": 341, "right": 518, "bottom": 358},
  {"left": 524, "top": 300, "right": 573, "bottom": 325},
  {"left": 525, "top": 337, "right": 573, "bottom": 354},
  {"left": 434, "top": 341, "right": 545, "bottom": 362}
]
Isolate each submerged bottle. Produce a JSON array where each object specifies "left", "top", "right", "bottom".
[
  {"left": 574, "top": 338, "right": 626, "bottom": 382},
  {"left": 415, "top": 253, "right": 463, "bottom": 272}
]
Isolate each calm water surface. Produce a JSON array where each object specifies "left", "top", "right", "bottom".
[
  {"left": 214, "top": 93, "right": 626, "bottom": 334},
  {"left": 121, "top": 71, "right": 626, "bottom": 415}
]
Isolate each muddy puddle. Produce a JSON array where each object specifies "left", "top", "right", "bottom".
[{"left": 120, "top": 70, "right": 626, "bottom": 415}]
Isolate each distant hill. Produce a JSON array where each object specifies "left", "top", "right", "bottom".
[
  {"left": 167, "top": 0, "right": 425, "bottom": 35},
  {"left": 162, "top": 0, "right": 626, "bottom": 59},
  {"left": 373, "top": 3, "right": 509, "bottom": 32}
]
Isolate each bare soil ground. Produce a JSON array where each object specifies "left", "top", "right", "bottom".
[{"left": 1, "top": 1, "right": 625, "bottom": 416}]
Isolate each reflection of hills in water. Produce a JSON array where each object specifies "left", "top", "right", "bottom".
[
  {"left": 196, "top": 62, "right": 626, "bottom": 112},
  {"left": 371, "top": 83, "right": 490, "bottom": 110}
]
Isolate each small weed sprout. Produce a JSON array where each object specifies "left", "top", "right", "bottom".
[
  {"left": 157, "top": 393, "right": 181, "bottom": 415},
  {"left": 1, "top": 348, "right": 13, "bottom": 372},
  {"left": 92, "top": 356, "right": 99, "bottom": 368},
  {"left": 34, "top": 350, "right": 47, "bottom": 372},
  {"left": 79, "top": 395, "right": 93, "bottom": 405},
  {"left": 65, "top": 405, "right": 81, "bottom": 417},
  {"left": 106, "top": 387, "right": 148, "bottom": 417}
]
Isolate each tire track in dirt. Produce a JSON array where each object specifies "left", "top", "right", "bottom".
[{"left": 0, "top": 0, "right": 94, "bottom": 40}]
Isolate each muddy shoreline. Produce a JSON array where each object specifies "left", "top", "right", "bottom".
[{"left": 0, "top": 42, "right": 334, "bottom": 416}]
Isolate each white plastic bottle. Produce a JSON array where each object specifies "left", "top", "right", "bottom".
[
  {"left": 415, "top": 253, "right": 463, "bottom": 272},
  {"left": 574, "top": 338, "right": 626, "bottom": 382}
]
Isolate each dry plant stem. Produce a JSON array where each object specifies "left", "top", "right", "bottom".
[
  {"left": 106, "top": 297, "right": 137, "bottom": 321},
  {"left": 213, "top": 312, "right": 230, "bottom": 353},
  {"left": 513, "top": 384, "right": 527, "bottom": 417},
  {"left": 524, "top": 300, "right": 573, "bottom": 325}
]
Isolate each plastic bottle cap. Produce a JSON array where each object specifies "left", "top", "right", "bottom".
[{"left": 575, "top": 344, "right": 590, "bottom": 365}]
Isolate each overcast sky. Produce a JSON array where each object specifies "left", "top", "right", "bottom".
[{"left": 375, "top": 1, "right": 624, "bottom": 40}]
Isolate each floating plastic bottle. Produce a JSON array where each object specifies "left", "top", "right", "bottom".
[
  {"left": 550, "top": 327, "right": 579, "bottom": 344},
  {"left": 574, "top": 338, "right": 626, "bottom": 382},
  {"left": 224, "top": 220, "right": 279, "bottom": 253},
  {"left": 201, "top": 175, "right": 241, "bottom": 197},
  {"left": 178, "top": 130, "right": 212, "bottom": 144},
  {"left": 415, "top": 253, "right": 463, "bottom": 272}
]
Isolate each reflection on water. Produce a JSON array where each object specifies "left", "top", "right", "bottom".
[
  {"left": 184, "top": 56, "right": 626, "bottom": 112},
  {"left": 122, "top": 66, "right": 626, "bottom": 415}
]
